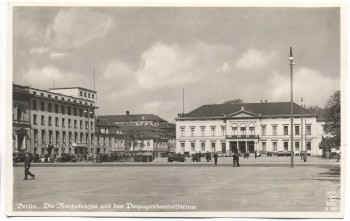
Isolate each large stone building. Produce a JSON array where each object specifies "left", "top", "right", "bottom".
[
  {"left": 99, "top": 111, "right": 167, "bottom": 126},
  {"left": 175, "top": 102, "right": 327, "bottom": 156},
  {"left": 12, "top": 83, "right": 98, "bottom": 155}
]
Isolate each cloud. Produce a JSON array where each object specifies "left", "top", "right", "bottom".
[
  {"left": 236, "top": 48, "right": 278, "bottom": 71},
  {"left": 143, "top": 100, "right": 178, "bottom": 116},
  {"left": 217, "top": 62, "right": 230, "bottom": 73},
  {"left": 49, "top": 52, "right": 68, "bottom": 59},
  {"left": 30, "top": 46, "right": 49, "bottom": 55},
  {"left": 135, "top": 41, "right": 235, "bottom": 90},
  {"left": 46, "top": 8, "right": 114, "bottom": 49},
  {"left": 266, "top": 67, "right": 339, "bottom": 106},
  {"left": 21, "top": 66, "right": 82, "bottom": 89}
]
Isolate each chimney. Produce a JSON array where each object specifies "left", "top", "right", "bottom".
[{"left": 126, "top": 111, "right": 130, "bottom": 115}]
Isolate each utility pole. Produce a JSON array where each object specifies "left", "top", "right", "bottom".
[
  {"left": 183, "top": 88, "right": 185, "bottom": 114},
  {"left": 289, "top": 47, "right": 295, "bottom": 168},
  {"left": 301, "top": 97, "right": 303, "bottom": 159}
]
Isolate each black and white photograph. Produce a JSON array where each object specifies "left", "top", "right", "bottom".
[{"left": 3, "top": 1, "right": 346, "bottom": 218}]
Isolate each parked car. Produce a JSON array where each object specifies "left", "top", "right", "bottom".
[
  {"left": 56, "top": 153, "right": 77, "bottom": 162},
  {"left": 299, "top": 151, "right": 311, "bottom": 157},
  {"left": 277, "top": 151, "right": 292, "bottom": 157},
  {"left": 267, "top": 151, "right": 277, "bottom": 157},
  {"left": 13, "top": 153, "right": 26, "bottom": 163},
  {"left": 168, "top": 153, "right": 186, "bottom": 162}
]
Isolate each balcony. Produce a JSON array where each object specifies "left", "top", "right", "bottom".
[
  {"left": 226, "top": 135, "right": 259, "bottom": 140},
  {"left": 13, "top": 120, "right": 31, "bottom": 128}
]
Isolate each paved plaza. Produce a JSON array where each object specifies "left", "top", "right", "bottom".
[{"left": 13, "top": 157, "right": 341, "bottom": 213}]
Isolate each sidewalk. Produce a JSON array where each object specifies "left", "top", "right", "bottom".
[{"left": 13, "top": 156, "right": 340, "bottom": 167}]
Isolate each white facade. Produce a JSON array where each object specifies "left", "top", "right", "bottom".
[{"left": 176, "top": 109, "right": 326, "bottom": 156}]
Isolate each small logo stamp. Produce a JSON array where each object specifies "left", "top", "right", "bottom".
[{"left": 325, "top": 191, "right": 338, "bottom": 211}]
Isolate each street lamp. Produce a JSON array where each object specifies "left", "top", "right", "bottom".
[
  {"left": 84, "top": 108, "right": 93, "bottom": 154},
  {"left": 289, "top": 47, "right": 295, "bottom": 168}
]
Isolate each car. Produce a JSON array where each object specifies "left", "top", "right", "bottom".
[
  {"left": 267, "top": 151, "right": 277, "bottom": 157},
  {"left": 13, "top": 152, "right": 26, "bottom": 163},
  {"left": 277, "top": 151, "right": 292, "bottom": 157},
  {"left": 56, "top": 153, "right": 77, "bottom": 162},
  {"left": 168, "top": 153, "right": 186, "bottom": 162}
]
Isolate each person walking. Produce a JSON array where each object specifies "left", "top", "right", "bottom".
[
  {"left": 233, "top": 152, "right": 240, "bottom": 167},
  {"left": 213, "top": 152, "right": 218, "bottom": 165},
  {"left": 23, "top": 153, "right": 35, "bottom": 180},
  {"left": 255, "top": 150, "right": 257, "bottom": 159}
]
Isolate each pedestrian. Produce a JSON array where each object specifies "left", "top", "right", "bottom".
[
  {"left": 255, "top": 150, "right": 257, "bottom": 159},
  {"left": 23, "top": 153, "right": 35, "bottom": 180},
  {"left": 198, "top": 151, "right": 201, "bottom": 162},
  {"left": 206, "top": 151, "right": 210, "bottom": 162},
  {"left": 195, "top": 152, "right": 198, "bottom": 162},
  {"left": 233, "top": 152, "right": 240, "bottom": 167},
  {"left": 213, "top": 152, "right": 218, "bottom": 165}
]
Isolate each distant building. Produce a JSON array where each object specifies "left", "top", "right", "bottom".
[
  {"left": 176, "top": 102, "right": 327, "bottom": 156},
  {"left": 99, "top": 111, "right": 167, "bottom": 126},
  {"left": 12, "top": 83, "right": 98, "bottom": 156}
]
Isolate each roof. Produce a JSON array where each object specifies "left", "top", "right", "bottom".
[
  {"left": 183, "top": 102, "right": 316, "bottom": 118},
  {"left": 96, "top": 118, "right": 116, "bottom": 127},
  {"left": 98, "top": 114, "right": 167, "bottom": 123},
  {"left": 49, "top": 87, "right": 97, "bottom": 93}
]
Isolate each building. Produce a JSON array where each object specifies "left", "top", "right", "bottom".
[
  {"left": 12, "top": 83, "right": 98, "bottom": 156},
  {"left": 99, "top": 111, "right": 167, "bottom": 126},
  {"left": 13, "top": 84, "right": 31, "bottom": 153},
  {"left": 175, "top": 102, "right": 327, "bottom": 156}
]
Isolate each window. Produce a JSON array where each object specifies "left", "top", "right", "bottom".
[
  {"left": 92, "top": 94, "right": 95, "bottom": 99},
  {"left": 84, "top": 92, "right": 87, "bottom": 97},
  {"left": 261, "top": 125, "right": 266, "bottom": 136},
  {"left": 33, "top": 91, "right": 36, "bottom": 95},
  {"left": 79, "top": 109, "right": 83, "bottom": 117},
  {"left": 62, "top": 132, "right": 66, "bottom": 143},
  {"left": 221, "top": 127, "right": 226, "bottom": 136},
  {"left": 74, "top": 108, "right": 77, "bottom": 116},
  {"left": 201, "top": 143, "right": 205, "bottom": 151},
  {"left": 33, "top": 114, "right": 37, "bottom": 125},
  {"left": 147, "top": 142, "right": 150, "bottom": 147},
  {"left": 48, "top": 94, "right": 51, "bottom": 98},
  {"left": 80, "top": 120, "right": 83, "bottom": 129},
  {"left": 240, "top": 127, "right": 246, "bottom": 136},
  {"left": 62, "top": 118, "right": 65, "bottom": 127},
  {"left": 74, "top": 120, "right": 77, "bottom": 128},
  {"left": 211, "top": 126, "right": 216, "bottom": 136},
  {"left": 272, "top": 125, "right": 277, "bottom": 136},
  {"left": 262, "top": 142, "right": 266, "bottom": 151},
  {"left": 48, "top": 116, "right": 52, "bottom": 126},
  {"left": 200, "top": 127, "right": 205, "bottom": 136},
  {"left": 249, "top": 127, "right": 255, "bottom": 135},
  {"left": 80, "top": 133, "right": 83, "bottom": 143},
  {"left": 181, "top": 143, "right": 185, "bottom": 152},
  {"left": 284, "top": 126, "right": 288, "bottom": 135},
  {"left": 69, "top": 132, "right": 72, "bottom": 143},
  {"left": 232, "top": 127, "right": 237, "bottom": 135},
  {"left": 191, "top": 143, "right": 195, "bottom": 151},
  {"left": 295, "top": 141, "right": 300, "bottom": 150},
  {"left": 306, "top": 125, "right": 311, "bottom": 135},
  {"left": 88, "top": 93, "right": 91, "bottom": 98},
  {"left": 211, "top": 142, "right": 216, "bottom": 151},
  {"left": 85, "top": 121, "right": 88, "bottom": 129},
  {"left": 55, "top": 117, "right": 59, "bottom": 127},
  {"left": 74, "top": 132, "right": 78, "bottom": 143},
  {"left": 284, "top": 142, "right": 288, "bottom": 151},
  {"left": 80, "top": 91, "right": 83, "bottom": 96},
  {"left": 91, "top": 122, "right": 93, "bottom": 130},
  {"left": 41, "top": 116, "right": 45, "bottom": 125},
  {"left": 306, "top": 142, "right": 311, "bottom": 151},
  {"left": 221, "top": 143, "right": 226, "bottom": 153},
  {"left": 180, "top": 127, "right": 185, "bottom": 137},
  {"left": 48, "top": 103, "right": 52, "bottom": 112},
  {"left": 32, "top": 100, "right": 37, "bottom": 110},
  {"left": 68, "top": 106, "right": 71, "bottom": 115},
  {"left": 68, "top": 119, "right": 71, "bottom": 128},
  {"left": 55, "top": 104, "right": 58, "bottom": 113},
  {"left": 41, "top": 130, "right": 46, "bottom": 143},
  {"left": 61, "top": 105, "right": 65, "bottom": 114},
  {"left": 91, "top": 134, "right": 94, "bottom": 144},
  {"left": 40, "top": 101, "right": 45, "bottom": 111},
  {"left": 55, "top": 131, "right": 59, "bottom": 144},
  {"left": 34, "top": 130, "right": 38, "bottom": 142},
  {"left": 49, "top": 130, "right": 53, "bottom": 143},
  {"left": 273, "top": 142, "right": 277, "bottom": 151},
  {"left": 295, "top": 126, "right": 300, "bottom": 135},
  {"left": 190, "top": 127, "right": 195, "bottom": 137}
]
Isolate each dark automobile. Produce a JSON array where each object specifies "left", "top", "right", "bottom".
[
  {"left": 13, "top": 153, "right": 26, "bottom": 163},
  {"left": 277, "top": 151, "right": 292, "bottom": 157},
  {"left": 267, "top": 151, "right": 277, "bottom": 157},
  {"left": 56, "top": 153, "right": 77, "bottom": 162},
  {"left": 168, "top": 153, "right": 186, "bottom": 162}
]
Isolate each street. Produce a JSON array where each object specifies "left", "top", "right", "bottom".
[{"left": 13, "top": 157, "right": 340, "bottom": 212}]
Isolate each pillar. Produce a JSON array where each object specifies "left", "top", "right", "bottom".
[
  {"left": 245, "top": 140, "right": 247, "bottom": 153},
  {"left": 15, "top": 134, "right": 18, "bottom": 152}
]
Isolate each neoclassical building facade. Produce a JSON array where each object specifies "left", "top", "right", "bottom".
[{"left": 175, "top": 102, "right": 327, "bottom": 156}]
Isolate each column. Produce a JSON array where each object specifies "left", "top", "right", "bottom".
[
  {"left": 15, "top": 134, "right": 18, "bottom": 152},
  {"left": 23, "top": 135, "right": 26, "bottom": 151},
  {"left": 245, "top": 140, "right": 247, "bottom": 153},
  {"left": 236, "top": 141, "right": 238, "bottom": 153}
]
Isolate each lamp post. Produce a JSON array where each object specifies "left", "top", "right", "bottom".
[
  {"left": 84, "top": 108, "right": 93, "bottom": 154},
  {"left": 289, "top": 47, "right": 295, "bottom": 168}
]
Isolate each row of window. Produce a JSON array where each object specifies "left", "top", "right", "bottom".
[
  {"left": 180, "top": 142, "right": 221, "bottom": 152},
  {"left": 32, "top": 91, "right": 94, "bottom": 105},
  {"left": 179, "top": 125, "right": 312, "bottom": 137},
  {"left": 32, "top": 100, "right": 94, "bottom": 117},
  {"left": 80, "top": 90, "right": 95, "bottom": 99},
  {"left": 33, "top": 114, "right": 93, "bottom": 129},
  {"left": 261, "top": 141, "right": 312, "bottom": 151}
]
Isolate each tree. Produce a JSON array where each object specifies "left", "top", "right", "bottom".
[
  {"left": 324, "top": 91, "right": 341, "bottom": 147},
  {"left": 224, "top": 99, "right": 243, "bottom": 104}
]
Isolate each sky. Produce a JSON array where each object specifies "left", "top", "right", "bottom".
[{"left": 12, "top": 7, "right": 341, "bottom": 123}]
